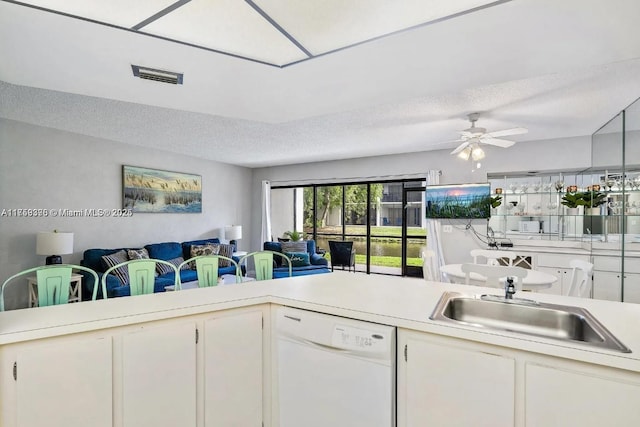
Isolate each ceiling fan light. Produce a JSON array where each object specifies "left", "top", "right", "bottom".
[
  {"left": 457, "top": 146, "right": 472, "bottom": 160},
  {"left": 471, "top": 145, "right": 485, "bottom": 161}
]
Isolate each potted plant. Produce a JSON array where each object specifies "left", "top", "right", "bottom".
[
  {"left": 560, "top": 192, "right": 585, "bottom": 215},
  {"left": 490, "top": 195, "right": 502, "bottom": 208},
  {"left": 283, "top": 230, "right": 305, "bottom": 241},
  {"left": 581, "top": 190, "right": 607, "bottom": 215}
]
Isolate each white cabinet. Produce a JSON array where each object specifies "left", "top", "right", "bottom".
[
  {"left": 594, "top": 256, "right": 640, "bottom": 303},
  {"left": 525, "top": 362, "right": 640, "bottom": 426},
  {"left": 398, "top": 328, "right": 640, "bottom": 427},
  {"left": 11, "top": 337, "right": 113, "bottom": 427},
  {"left": 623, "top": 272, "right": 640, "bottom": 303},
  {"left": 0, "top": 305, "right": 268, "bottom": 427},
  {"left": 593, "top": 270, "right": 622, "bottom": 301},
  {"left": 535, "top": 253, "right": 590, "bottom": 296},
  {"left": 397, "top": 330, "right": 515, "bottom": 427},
  {"left": 120, "top": 321, "right": 197, "bottom": 427},
  {"left": 535, "top": 266, "right": 567, "bottom": 295},
  {"left": 203, "top": 310, "right": 263, "bottom": 427}
]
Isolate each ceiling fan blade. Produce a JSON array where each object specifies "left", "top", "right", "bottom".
[
  {"left": 485, "top": 127, "right": 528, "bottom": 138},
  {"left": 450, "top": 141, "right": 470, "bottom": 155},
  {"left": 481, "top": 137, "right": 516, "bottom": 148}
]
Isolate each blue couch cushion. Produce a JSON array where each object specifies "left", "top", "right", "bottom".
[
  {"left": 145, "top": 242, "right": 183, "bottom": 261},
  {"left": 263, "top": 240, "right": 328, "bottom": 267},
  {"left": 273, "top": 264, "right": 330, "bottom": 278}
]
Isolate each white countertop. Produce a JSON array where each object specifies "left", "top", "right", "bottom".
[{"left": 2, "top": 272, "right": 640, "bottom": 372}]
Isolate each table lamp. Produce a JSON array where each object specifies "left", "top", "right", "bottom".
[
  {"left": 36, "top": 231, "right": 74, "bottom": 265},
  {"left": 225, "top": 225, "right": 242, "bottom": 252}
]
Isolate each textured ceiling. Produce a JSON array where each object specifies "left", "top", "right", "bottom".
[{"left": 1, "top": 0, "right": 640, "bottom": 168}]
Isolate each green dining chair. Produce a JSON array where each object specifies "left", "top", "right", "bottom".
[
  {"left": 101, "top": 259, "right": 178, "bottom": 297},
  {"left": 239, "top": 251, "right": 292, "bottom": 281},
  {"left": 177, "top": 255, "right": 240, "bottom": 288},
  {"left": 0, "top": 264, "right": 99, "bottom": 311}
]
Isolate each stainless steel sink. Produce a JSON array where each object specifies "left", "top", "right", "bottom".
[{"left": 430, "top": 292, "right": 631, "bottom": 353}]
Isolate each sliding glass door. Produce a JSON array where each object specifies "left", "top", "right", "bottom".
[{"left": 271, "top": 179, "right": 426, "bottom": 277}]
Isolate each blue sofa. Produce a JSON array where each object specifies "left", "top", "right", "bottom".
[
  {"left": 81, "top": 238, "right": 238, "bottom": 298},
  {"left": 263, "top": 240, "right": 330, "bottom": 278}
]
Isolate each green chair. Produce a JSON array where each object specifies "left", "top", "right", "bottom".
[
  {"left": 0, "top": 264, "right": 99, "bottom": 311},
  {"left": 239, "top": 251, "right": 292, "bottom": 281},
  {"left": 177, "top": 255, "right": 240, "bottom": 288},
  {"left": 101, "top": 259, "right": 178, "bottom": 297}
]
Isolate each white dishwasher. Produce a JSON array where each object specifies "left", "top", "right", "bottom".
[{"left": 274, "top": 306, "right": 396, "bottom": 427}]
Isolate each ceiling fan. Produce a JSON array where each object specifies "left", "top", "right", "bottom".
[{"left": 450, "top": 113, "right": 528, "bottom": 161}]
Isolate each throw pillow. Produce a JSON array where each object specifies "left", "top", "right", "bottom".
[
  {"left": 216, "top": 243, "right": 234, "bottom": 267},
  {"left": 190, "top": 244, "right": 219, "bottom": 257},
  {"left": 127, "top": 248, "right": 150, "bottom": 260},
  {"left": 284, "top": 252, "right": 311, "bottom": 267},
  {"left": 189, "top": 244, "right": 219, "bottom": 269},
  {"left": 281, "top": 240, "right": 307, "bottom": 254},
  {"left": 101, "top": 249, "right": 130, "bottom": 285},
  {"left": 157, "top": 256, "right": 188, "bottom": 275}
]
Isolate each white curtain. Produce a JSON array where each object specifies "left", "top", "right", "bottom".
[
  {"left": 426, "top": 170, "right": 446, "bottom": 282},
  {"left": 261, "top": 180, "right": 272, "bottom": 243}
]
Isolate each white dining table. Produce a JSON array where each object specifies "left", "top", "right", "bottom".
[{"left": 440, "top": 263, "right": 558, "bottom": 291}]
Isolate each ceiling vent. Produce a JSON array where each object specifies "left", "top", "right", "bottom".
[{"left": 131, "top": 65, "right": 183, "bottom": 85}]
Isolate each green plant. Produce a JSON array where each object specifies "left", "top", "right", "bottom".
[
  {"left": 560, "top": 192, "right": 586, "bottom": 208},
  {"left": 490, "top": 195, "right": 502, "bottom": 208},
  {"left": 580, "top": 190, "right": 607, "bottom": 207},
  {"left": 283, "top": 230, "right": 305, "bottom": 241}
]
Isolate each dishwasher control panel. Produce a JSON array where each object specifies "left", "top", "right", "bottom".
[
  {"left": 332, "top": 324, "right": 389, "bottom": 352},
  {"left": 276, "top": 306, "right": 395, "bottom": 358}
]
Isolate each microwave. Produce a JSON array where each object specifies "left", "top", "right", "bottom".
[{"left": 519, "top": 221, "right": 540, "bottom": 233}]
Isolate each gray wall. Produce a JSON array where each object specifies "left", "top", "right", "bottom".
[
  {"left": 0, "top": 118, "right": 251, "bottom": 308},
  {"left": 251, "top": 135, "right": 592, "bottom": 264}
]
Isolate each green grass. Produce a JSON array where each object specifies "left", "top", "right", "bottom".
[{"left": 349, "top": 254, "right": 422, "bottom": 268}]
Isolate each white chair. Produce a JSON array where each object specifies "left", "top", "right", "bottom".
[
  {"left": 470, "top": 249, "right": 516, "bottom": 266},
  {"left": 420, "top": 247, "right": 436, "bottom": 281},
  {"left": 461, "top": 263, "right": 528, "bottom": 289},
  {"left": 566, "top": 259, "right": 594, "bottom": 298}
]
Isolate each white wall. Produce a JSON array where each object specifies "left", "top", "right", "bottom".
[
  {"left": 0, "top": 118, "right": 251, "bottom": 307},
  {"left": 251, "top": 136, "right": 592, "bottom": 263}
]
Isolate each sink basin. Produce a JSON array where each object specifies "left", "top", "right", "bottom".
[{"left": 430, "top": 292, "right": 631, "bottom": 353}]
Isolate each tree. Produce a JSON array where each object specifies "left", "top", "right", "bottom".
[{"left": 304, "top": 184, "right": 384, "bottom": 228}]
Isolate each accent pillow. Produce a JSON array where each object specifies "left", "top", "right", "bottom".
[
  {"left": 157, "top": 256, "right": 188, "bottom": 275},
  {"left": 127, "top": 248, "right": 150, "bottom": 260},
  {"left": 284, "top": 252, "right": 311, "bottom": 267},
  {"left": 101, "top": 249, "right": 130, "bottom": 285},
  {"left": 190, "top": 244, "right": 219, "bottom": 257},
  {"left": 189, "top": 244, "right": 219, "bottom": 269},
  {"left": 281, "top": 240, "right": 307, "bottom": 254},
  {"left": 216, "top": 243, "right": 234, "bottom": 267}
]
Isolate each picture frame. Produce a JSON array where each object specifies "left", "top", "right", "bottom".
[{"left": 122, "top": 165, "right": 202, "bottom": 213}]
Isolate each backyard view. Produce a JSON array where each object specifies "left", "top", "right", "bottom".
[
  {"left": 300, "top": 182, "right": 426, "bottom": 271},
  {"left": 313, "top": 226, "right": 426, "bottom": 268}
]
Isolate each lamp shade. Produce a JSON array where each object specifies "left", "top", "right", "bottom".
[
  {"left": 36, "top": 231, "right": 74, "bottom": 256},
  {"left": 225, "top": 225, "right": 242, "bottom": 241}
]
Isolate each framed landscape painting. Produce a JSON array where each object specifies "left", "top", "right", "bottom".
[{"left": 123, "top": 165, "right": 202, "bottom": 213}]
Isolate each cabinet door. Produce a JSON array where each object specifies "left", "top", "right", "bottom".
[
  {"left": 525, "top": 362, "right": 640, "bottom": 426},
  {"left": 622, "top": 272, "right": 640, "bottom": 303},
  {"left": 16, "top": 337, "right": 112, "bottom": 427},
  {"left": 536, "top": 266, "right": 564, "bottom": 295},
  {"left": 397, "top": 331, "right": 515, "bottom": 427},
  {"left": 203, "top": 310, "right": 263, "bottom": 427},
  {"left": 121, "top": 321, "right": 196, "bottom": 427},
  {"left": 593, "top": 270, "right": 622, "bottom": 301}
]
